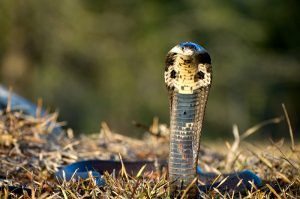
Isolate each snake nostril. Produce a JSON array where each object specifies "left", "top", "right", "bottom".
[
  {"left": 171, "top": 70, "right": 176, "bottom": 78},
  {"left": 183, "top": 111, "right": 186, "bottom": 115}
]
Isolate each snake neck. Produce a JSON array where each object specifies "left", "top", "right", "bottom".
[{"left": 168, "top": 87, "right": 209, "bottom": 190}]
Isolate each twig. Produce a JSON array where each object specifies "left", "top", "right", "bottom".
[
  {"left": 180, "top": 177, "right": 197, "bottom": 199},
  {"left": 119, "top": 153, "right": 129, "bottom": 182},
  {"left": 281, "top": 104, "right": 295, "bottom": 151},
  {"left": 226, "top": 124, "right": 240, "bottom": 170},
  {"left": 6, "top": 87, "right": 12, "bottom": 113},
  {"left": 266, "top": 184, "right": 282, "bottom": 199},
  {"left": 240, "top": 116, "right": 283, "bottom": 140}
]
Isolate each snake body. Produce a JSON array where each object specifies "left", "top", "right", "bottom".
[{"left": 164, "top": 42, "right": 212, "bottom": 190}]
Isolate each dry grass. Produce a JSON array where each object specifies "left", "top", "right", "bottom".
[{"left": 0, "top": 107, "right": 299, "bottom": 198}]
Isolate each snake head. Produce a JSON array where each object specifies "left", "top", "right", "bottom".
[{"left": 165, "top": 42, "right": 212, "bottom": 94}]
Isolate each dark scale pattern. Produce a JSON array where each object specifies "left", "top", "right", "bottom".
[
  {"left": 165, "top": 53, "right": 176, "bottom": 71},
  {"left": 170, "top": 70, "right": 176, "bottom": 78},
  {"left": 195, "top": 71, "right": 205, "bottom": 81},
  {"left": 168, "top": 87, "right": 209, "bottom": 190},
  {"left": 196, "top": 52, "right": 211, "bottom": 64}
]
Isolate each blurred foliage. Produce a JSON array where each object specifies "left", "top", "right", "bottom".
[{"left": 0, "top": 0, "right": 299, "bottom": 139}]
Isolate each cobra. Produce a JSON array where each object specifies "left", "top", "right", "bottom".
[
  {"left": 0, "top": 43, "right": 263, "bottom": 196},
  {"left": 53, "top": 42, "right": 261, "bottom": 196},
  {"left": 165, "top": 42, "right": 212, "bottom": 191}
]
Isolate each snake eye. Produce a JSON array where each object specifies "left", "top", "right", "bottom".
[{"left": 170, "top": 70, "right": 176, "bottom": 78}]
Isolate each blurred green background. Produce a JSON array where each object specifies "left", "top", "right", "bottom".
[{"left": 0, "top": 0, "right": 299, "bottom": 139}]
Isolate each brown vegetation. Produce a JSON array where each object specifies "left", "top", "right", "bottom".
[{"left": 0, "top": 107, "right": 299, "bottom": 198}]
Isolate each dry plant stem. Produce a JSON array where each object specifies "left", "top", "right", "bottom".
[
  {"left": 0, "top": 112, "right": 300, "bottom": 198},
  {"left": 6, "top": 87, "right": 12, "bottom": 113},
  {"left": 226, "top": 124, "right": 240, "bottom": 170},
  {"left": 281, "top": 104, "right": 295, "bottom": 151},
  {"left": 226, "top": 116, "right": 282, "bottom": 171},
  {"left": 266, "top": 184, "right": 282, "bottom": 199},
  {"left": 180, "top": 177, "right": 198, "bottom": 199},
  {"left": 240, "top": 116, "right": 283, "bottom": 140}
]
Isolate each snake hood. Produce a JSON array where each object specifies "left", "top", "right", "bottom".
[{"left": 165, "top": 42, "right": 212, "bottom": 94}]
